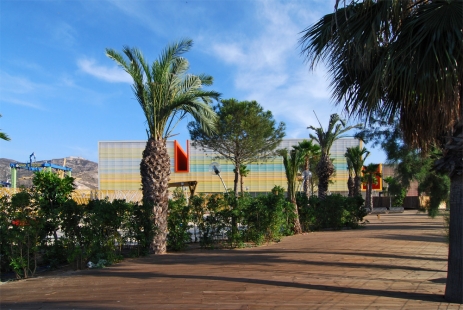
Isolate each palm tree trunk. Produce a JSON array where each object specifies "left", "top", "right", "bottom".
[
  {"left": 366, "top": 180, "right": 373, "bottom": 211},
  {"left": 354, "top": 176, "right": 362, "bottom": 197},
  {"left": 140, "top": 138, "right": 170, "bottom": 255},
  {"left": 303, "top": 158, "right": 309, "bottom": 197},
  {"left": 291, "top": 200, "right": 302, "bottom": 234},
  {"left": 444, "top": 92, "right": 463, "bottom": 302},
  {"left": 347, "top": 177, "right": 354, "bottom": 197},
  {"left": 445, "top": 171, "right": 463, "bottom": 303},
  {"left": 317, "top": 154, "right": 334, "bottom": 199}
]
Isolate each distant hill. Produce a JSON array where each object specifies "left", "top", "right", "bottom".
[{"left": 0, "top": 157, "right": 98, "bottom": 190}]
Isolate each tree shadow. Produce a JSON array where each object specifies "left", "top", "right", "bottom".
[
  {"left": 87, "top": 271, "right": 446, "bottom": 303},
  {"left": 109, "top": 250, "right": 444, "bottom": 273}
]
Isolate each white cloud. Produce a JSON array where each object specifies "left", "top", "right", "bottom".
[
  {"left": 0, "top": 97, "right": 44, "bottom": 110},
  {"left": 209, "top": 0, "right": 335, "bottom": 136},
  {"left": 77, "top": 58, "right": 132, "bottom": 83},
  {"left": 52, "top": 22, "right": 77, "bottom": 47},
  {"left": 0, "top": 71, "right": 51, "bottom": 94}
]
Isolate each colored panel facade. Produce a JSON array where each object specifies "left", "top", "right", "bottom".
[{"left": 99, "top": 138, "right": 361, "bottom": 194}]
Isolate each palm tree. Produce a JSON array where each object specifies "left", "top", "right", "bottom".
[
  {"left": 300, "top": 0, "right": 463, "bottom": 302},
  {"left": 345, "top": 155, "right": 354, "bottom": 197},
  {"left": 278, "top": 148, "right": 304, "bottom": 234},
  {"left": 308, "top": 114, "right": 362, "bottom": 199},
  {"left": 345, "top": 146, "right": 370, "bottom": 197},
  {"left": 293, "top": 139, "right": 321, "bottom": 197},
  {"left": 0, "top": 114, "right": 10, "bottom": 141},
  {"left": 106, "top": 39, "right": 220, "bottom": 254},
  {"left": 362, "top": 163, "right": 381, "bottom": 211},
  {"left": 233, "top": 164, "right": 250, "bottom": 196}
]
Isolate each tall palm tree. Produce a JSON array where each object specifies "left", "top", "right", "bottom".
[
  {"left": 293, "top": 139, "right": 321, "bottom": 197},
  {"left": 308, "top": 114, "right": 362, "bottom": 199},
  {"left": 300, "top": 0, "right": 463, "bottom": 302},
  {"left": 345, "top": 146, "right": 370, "bottom": 197},
  {"left": 278, "top": 148, "right": 304, "bottom": 234},
  {"left": 106, "top": 39, "right": 220, "bottom": 254},
  {"left": 0, "top": 114, "right": 10, "bottom": 141},
  {"left": 362, "top": 163, "right": 381, "bottom": 211}
]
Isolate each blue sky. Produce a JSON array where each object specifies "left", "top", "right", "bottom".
[{"left": 0, "top": 0, "right": 385, "bottom": 165}]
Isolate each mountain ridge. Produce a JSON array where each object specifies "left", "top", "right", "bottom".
[{"left": 0, "top": 157, "right": 98, "bottom": 190}]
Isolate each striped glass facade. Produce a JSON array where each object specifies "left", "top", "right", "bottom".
[{"left": 99, "top": 138, "right": 361, "bottom": 194}]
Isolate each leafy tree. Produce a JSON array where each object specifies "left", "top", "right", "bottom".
[
  {"left": 300, "top": 1, "right": 462, "bottom": 301},
  {"left": 32, "top": 171, "right": 75, "bottom": 242},
  {"left": 277, "top": 148, "right": 304, "bottom": 234},
  {"left": 106, "top": 39, "right": 220, "bottom": 254},
  {"left": 308, "top": 114, "right": 361, "bottom": 199},
  {"left": 356, "top": 117, "right": 450, "bottom": 216},
  {"left": 189, "top": 98, "right": 285, "bottom": 196},
  {"left": 383, "top": 176, "right": 406, "bottom": 209},
  {"left": 293, "top": 139, "right": 320, "bottom": 197},
  {"left": 362, "top": 163, "right": 381, "bottom": 211},
  {"left": 0, "top": 114, "right": 10, "bottom": 141},
  {"left": 344, "top": 146, "right": 370, "bottom": 197}
]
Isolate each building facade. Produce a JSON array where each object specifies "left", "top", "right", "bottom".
[{"left": 98, "top": 138, "right": 361, "bottom": 195}]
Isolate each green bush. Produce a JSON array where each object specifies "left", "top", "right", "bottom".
[
  {"left": 167, "top": 193, "right": 192, "bottom": 251},
  {"left": 303, "top": 194, "right": 366, "bottom": 231},
  {"left": 242, "top": 186, "right": 294, "bottom": 244},
  {"left": 1, "top": 190, "right": 44, "bottom": 279}
]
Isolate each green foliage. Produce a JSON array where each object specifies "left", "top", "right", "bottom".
[
  {"left": 308, "top": 113, "right": 362, "bottom": 198},
  {"left": 0, "top": 114, "right": 10, "bottom": 141},
  {"left": 418, "top": 172, "right": 450, "bottom": 218},
  {"left": 384, "top": 176, "right": 407, "bottom": 207},
  {"left": 1, "top": 190, "right": 43, "bottom": 279},
  {"left": 298, "top": 194, "right": 366, "bottom": 231},
  {"left": 32, "top": 171, "right": 76, "bottom": 267},
  {"left": 1, "top": 172, "right": 156, "bottom": 278},
  {"left": 241, "top": 186, "right": 295, "bottom": 244},
  {"left": 106, "top": 39, "right": 220, "bottom": 140},
  {"left": 167, "top": 192, "right": 192, "bottom": 251},
  {"left": 189, "top": 98, "right": 285, "bottom": 195}
]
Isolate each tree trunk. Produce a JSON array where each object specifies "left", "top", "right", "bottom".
[
  {"left": 347, "top": 177, "right": 354, "bottom": 197},
  {"left": 292, "top": 200, "right": 302, "bottom": 234},
  {"left": 444, "top": 97, "right": 463, "bottom": 302},
  {"left": 303, "top": 158, "right": 309, "bottom": 197},
  {"left": 354, "top": 176, "right": 362, "bottom": 197},
  {"left": 240, "top": 175, "right": 244, "bottom": 196},
  {"left": 233, "top": 162, "right": 240, "bottom": 198},
  {"left": 140, "top": 138, "right": 170, "bottom": 255},
  {"left": 445, "top": 172, "right": 463, "bottom": 303},
  {"left": 366, "top": 180, "right": 373, "bottom": 211},
  {"left": 317, "top": 154, "right": 334, "bottom": 199}
]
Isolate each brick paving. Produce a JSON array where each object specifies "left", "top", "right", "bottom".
[{"left": 1, "top": 211, "right": 462, "bottom": 309}]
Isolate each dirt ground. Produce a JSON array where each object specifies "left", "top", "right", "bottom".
[{"left": 1, "top": 211, "right": 461, "bottom": 309}]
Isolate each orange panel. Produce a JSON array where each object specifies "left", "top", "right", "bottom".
[
  {"left": 174, "top": 140, "right": 189, "bottom": 173},
  {"left": 361, "top": 164, "right": 382, "bottom": 191}
]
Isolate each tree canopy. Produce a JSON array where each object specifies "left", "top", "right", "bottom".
[{"left": 188, "top": 98, "right": 285, "bottom": 195}]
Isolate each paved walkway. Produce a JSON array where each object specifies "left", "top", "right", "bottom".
[{"left": 1, "top": 211, "right": 461, "bottom": 309}]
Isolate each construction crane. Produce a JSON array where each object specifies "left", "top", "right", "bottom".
[{"left": 9, "top": 153, "right": 72, "bottom": 188}]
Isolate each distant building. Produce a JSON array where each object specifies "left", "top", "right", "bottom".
[{"left": 98, "top": 138, "right": 361, "bottom": 195}]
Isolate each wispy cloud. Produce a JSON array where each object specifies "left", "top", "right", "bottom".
[
  {"left": 0, "top": 71, "right": 52, "bottom": 94},
  {"left": 209, "top": 0, "right": 337, "bottom": 137},
  {"left": 0, "top": 71, "right": 50, "bottom": 110},
  {"left": 52, "top": 22, "right": 77, "bottom": 47},
  {"left": 77, "top": 58, "right": 132, "bottom": 83},
  {"left": 0, "top": 97, "right": 44, "bottom": 110}
]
